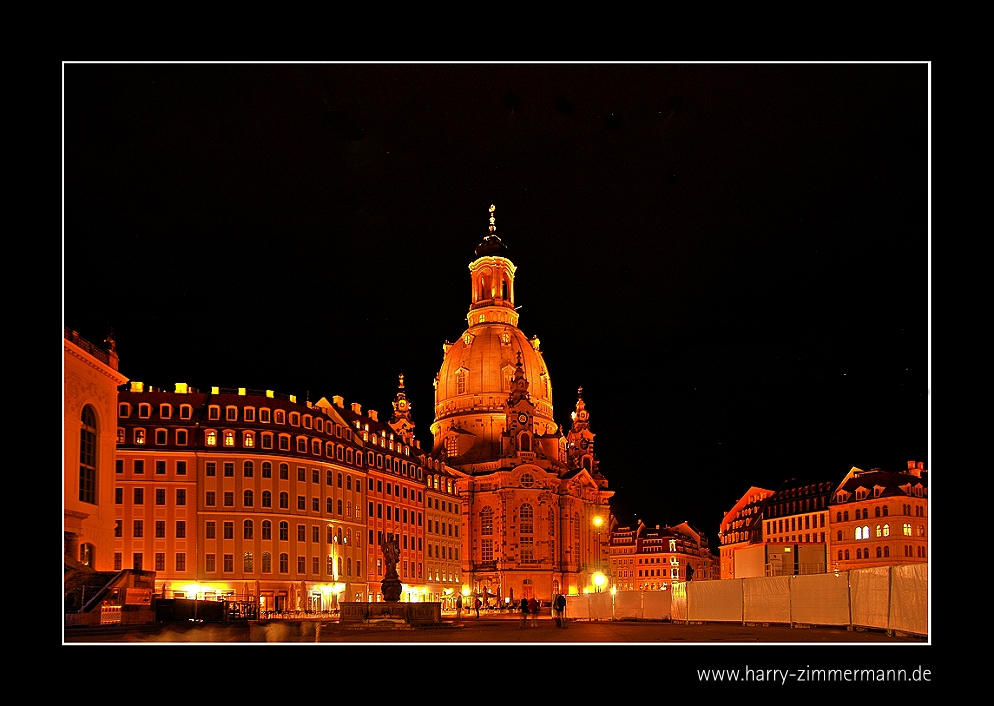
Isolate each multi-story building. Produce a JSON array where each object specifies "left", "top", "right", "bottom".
[
  {"left": 331, "top": 379, "right": 462, "bottom": 604},
  {"left": 432, "top": 206, "right": 614, "bottom": 602},
  {"left": 115, "top": 384, "right": 369, "bottom": 612},
  {"left": 64, "top": 328, "right": 128, "bottom": 571},
  {"left": 609, "top": 520, "right": 717, "bottom": 591},
  {"left": 758, "top": 478, "right": 833, "bottom": 576},
  {"left": 718, "top": 487, "right": 773, "bottom": 579},
  {"left": 829, "top": 461, "right": 928, "bottom": 571},
  {"left": 720, "top": 462, "right": 929, "bottom": 578}
]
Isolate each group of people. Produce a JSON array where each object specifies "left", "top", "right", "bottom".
[
  {"left": 455, "top": 592, "right": 568, "bottom": 628},
  {"left": 518, "top": 597, "right": 540, "bottom": 628},
  {"left": 518, "top": 594, "right": 569, "bottom": 628}
]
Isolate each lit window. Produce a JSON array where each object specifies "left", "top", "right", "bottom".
[
  {"left": 224, "top": 430, "right": 235, "bottom": 447},
  {"left": 206, "top": 430, "right": 217, "bottom": 446},
  {"left": 135, "top": 429, "right": 146, "bottom": 445},
  {"left": 244, "top": 432, "right": 255, "bottom": 448}
]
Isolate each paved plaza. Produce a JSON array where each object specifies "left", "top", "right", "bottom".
[{"left": 65, "top": 614, "right": 924, "bottom": 644}]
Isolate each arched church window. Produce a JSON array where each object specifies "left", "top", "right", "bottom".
[
  {"left": 79, "top": 405, "right": 97, "bottom": 504},
  {"left": 519, "top": 432, "right": 531, "bottom": 452},
  {"left": 457, "top": 370, "right": 467, "bottom": 395},
  {"left": 481, "top": 506, "right": 494, "bottom": 536}
]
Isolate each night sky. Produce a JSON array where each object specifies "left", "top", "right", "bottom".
[{"left": 63, "top": 62, "right": 929, "bottom": 547}]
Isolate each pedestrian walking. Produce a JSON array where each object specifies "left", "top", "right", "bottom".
[
  {"left": 519, "top": 597, "right": 529, "bottom": 628},
  {"left": 554, "top": 593, "right": 567, "bottom": 628},
  {"left": 474, "top": 597, "right": 482, "bottom": 618},
  {"left": 528, "top": 597, "right": 539, "bottom": 627},
  {"left": 456, "top": 593, "right": 463, "bottom": 620}
]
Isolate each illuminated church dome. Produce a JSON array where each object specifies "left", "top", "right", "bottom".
[{"left": 431, "top": 205, "right": 557, "bottom": 464}]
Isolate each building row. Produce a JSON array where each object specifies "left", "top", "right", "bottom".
[
  {"left": 718, "top": 463, "right": 928, "bottom": 579},
  {"left": 64, "top": 206, "right": 616, "bottom": 614}
]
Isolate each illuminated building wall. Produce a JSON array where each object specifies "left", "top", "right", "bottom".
[
  {"left": 609, "top": 520, "right": 718, "bottom": 591},
  {"left": 432, "top": 206, "right": 614, "bottom": 601},
  {"left": 718, "top": 487, "right": 774, "bottom": 579},
  {"left": 115, "top": 385, "right": 369, "bottom": 611},
  {"left": 720, "top": 463, "right": 928, "bottom": 578},
  {"left": 828, "top": 461, "right": 928, "bottom": 570},
  {"left": 64, "top": 328, "right": 129, "bottom": 571}
]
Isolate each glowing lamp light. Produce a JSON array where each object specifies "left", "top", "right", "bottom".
[
  {"left": 593, "top": 516, "right": 604, "bottom": 528},
  {"left": 593, "top": 572, "right": 607, "bottom": 591}
]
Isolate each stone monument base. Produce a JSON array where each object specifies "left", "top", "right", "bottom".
[{"left": 339, "top": 602, "right": 442, "bottom": 625}]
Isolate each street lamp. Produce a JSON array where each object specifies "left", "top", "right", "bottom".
[
  {"left": 592, "top": 514, "right": 604, "bottom": 577},
  {"left": 592, "top": 572, "right": 606, "bottom": 593}
]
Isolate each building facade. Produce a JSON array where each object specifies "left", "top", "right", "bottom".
[
  {"left": 829, "top": 461, "right": 928, "bottom": 571},
  {"left": 114, "top": 384, "right": 372, "bottom": 611},
  {"left": 720, "top": 462, "right": 929, "bottom": 578},
  {"left": 431, "top": 206, "right": 614, "bottom": 603},
  {"left": 64, "top": 328, "right": 128, "bottom": 571},
  {"left": 609, "top": 520, "right": 718, "bottom": 591},
  {"left": 718, "top": 487, "right": 773, "bottom": 579}
]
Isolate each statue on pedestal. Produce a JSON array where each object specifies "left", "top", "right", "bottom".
[{"left": 380, "top": 532, "right": 403, "bottom": 602}]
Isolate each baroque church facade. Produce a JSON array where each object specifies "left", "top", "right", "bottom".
[{"left": 431, "top": 206, "right": 614, "bottom": 603}]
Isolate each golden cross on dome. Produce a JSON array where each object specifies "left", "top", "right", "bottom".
[{"left": 489, "top": 204, "right": 496, "bottom": 233}]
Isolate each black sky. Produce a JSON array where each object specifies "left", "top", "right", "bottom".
[{"left": 63, "top": 62, "right": 930, "bottom": 546}]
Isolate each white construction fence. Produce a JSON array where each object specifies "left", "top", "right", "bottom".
[{"left": 563, "top": 563, "right": 926, "bottom": 637}]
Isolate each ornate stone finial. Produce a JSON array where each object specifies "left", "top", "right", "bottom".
[
  {"left": 398, "top": 373, "right": 405, "bottom": 389},
  {"left": 577, "top": 386, "right": 583, "bottom": 399},
  {"left": 105, "top": 328, "right": 117, "bottom": 352},
  {"left": 489, "top": 204, "right": 496, "bottom": 234}
]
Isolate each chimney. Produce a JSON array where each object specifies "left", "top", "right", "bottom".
[
  {"left": 351, "top": 403, "right": 362, "bottom": 415},
  {"left": 130, "top": 381, "right": 144, "bottom": 393},
  {"left": 333, "top": 395, "right": 344, "bottom": 408},
  {"left": 917, "top": 461, "right": 924, "bottom": 470},
  {"left": 907, "top": 460, "right": 916, "bottom": 471},
  {"left": 175, "top": 383, "right": 188, "bottom": 394},
  {"left": 369, "top": 410, "right": 379, "bottom": 422}
]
